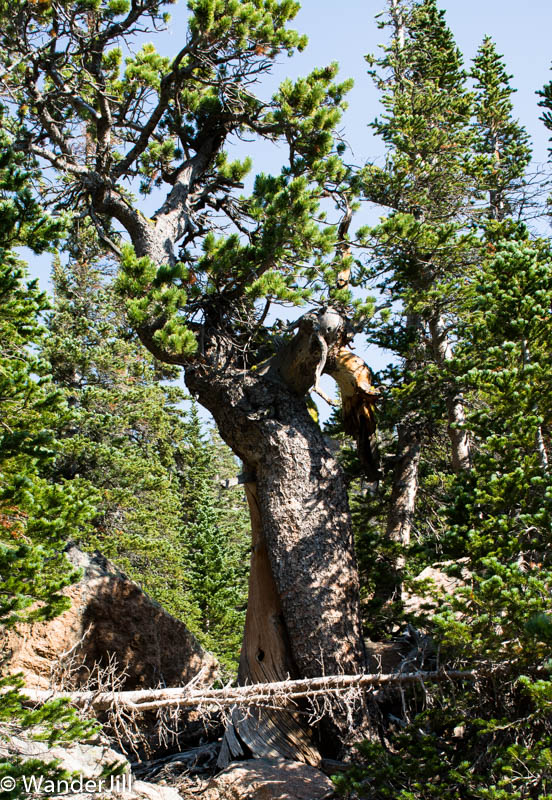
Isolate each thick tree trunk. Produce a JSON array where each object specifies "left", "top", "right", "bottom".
[
  {"left": 429, "top": 315, "right": 471, "bottom": 473},
  {"left": 218, "top": 480, "right": 321, "bottom": 767},
  {"left": 185, "top": 365, "right": 365, "bottom": 680},
  {"left": 184, "top": 325, "right": 368, "bottom": 761}
]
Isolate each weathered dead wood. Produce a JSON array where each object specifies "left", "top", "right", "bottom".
[
  {"left": 13, "top": 670, "right": 476, "bottom": 713},
  {"left": 325, "top": 346, "right": 380, "bottom": 480},
  {"left": 219, "top": 481, "right": 319, "bottom": 767}
]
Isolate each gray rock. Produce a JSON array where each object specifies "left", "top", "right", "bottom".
[{"left": 202, "top": 758, "right": 335, "bottom": 799}]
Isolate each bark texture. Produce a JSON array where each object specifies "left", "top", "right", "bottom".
[
  {"left": 185, "top": 364, "right": 365, "bottom": 682},
  {"left": 385, "top": 422, "right": 422, "bottom": 564},
  {"left": 429, "top": 315, "right": 471, "bottom": 473},
  {"left": 218, "top": 482, "right": 320, "bottom": 767}
]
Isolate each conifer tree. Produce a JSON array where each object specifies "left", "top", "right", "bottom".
[
  {"left": 0, "top": 136, "right": 97, "bottom": 629},
  {"left": 336, "top": 23, "right": 550, "bottom": 795},
  {"left": 179, "top": 405, "right": 248, "bottom": 672},
  {"left": 358, "top": 0, "right": 475, "bottom": 604},
  {"left": 471, "top": 37, "right": 532, "bottom": 222},
  {"left": 0, "top": 130, "right": 98, "bottom": 799}
]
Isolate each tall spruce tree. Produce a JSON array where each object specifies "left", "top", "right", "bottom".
[
  {"left": 0, "top": 139, "right": 97, "bottom": 630},
  {"left": 334, "top": 14, "right": 551, "bottom": 796},
  {"left": 357, "top": 0, "right": 475, "bottom": 606},
  {"left": 471, "top": 37, "right": 532, "bottom": 222},
  {"left": 179, "top": 405, "right": 248, "bottom": 672}
]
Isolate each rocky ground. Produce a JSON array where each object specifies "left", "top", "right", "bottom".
[
  {"left": 1, "top": 547, "right": 340, "bottom": 798},
  {"left": 3, "top": 545, "right": 442, "bottom": 797}
]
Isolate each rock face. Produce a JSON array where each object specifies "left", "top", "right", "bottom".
[
  {"left": 2, "top": 545, "right": 217, "bottom": 691},
  {"left": 202, "top": 759, "right": 335, "bottom": 800}
]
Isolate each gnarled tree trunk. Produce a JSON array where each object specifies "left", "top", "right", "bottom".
[
  {"left": 184, "top": 364, "right": 367, "bottom": 756},
  {"left": 181, "top": 311, "right": 372, "bottom": 762}
]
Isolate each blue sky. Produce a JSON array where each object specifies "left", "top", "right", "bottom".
[
  {"left": 285, "top": 0, "right": 552, "bottom": 165},
  {"left": 149, "top": 0, "right": 552, "bottom": 191}
]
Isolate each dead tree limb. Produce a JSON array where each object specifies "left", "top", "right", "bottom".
[{"left": 12, "top": 670, "right": 476, "bottom": 714}]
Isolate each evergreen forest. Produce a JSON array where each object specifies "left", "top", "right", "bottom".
[{"left": 1, "top": 0, "right": 552, "bottom": 797}]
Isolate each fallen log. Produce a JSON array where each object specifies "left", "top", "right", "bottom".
[{"left": 12, "top": 670, "right": 476, "bottom": 713}]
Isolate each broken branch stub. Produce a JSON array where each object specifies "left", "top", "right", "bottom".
[{"left": 326, "top": 347, "right": 381, "bottom": 480}]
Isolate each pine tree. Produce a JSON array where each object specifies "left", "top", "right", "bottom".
[
  {"left": 179, "top": 406, "right": 248, "bottom": 672},
  {"left": 0, "top": 131, "right": 98, "bottom": 798},
  {"left": 471, "top": 37, "right": 532, "bottom": 222},
  {"left": 336, "top": 32, "right": 550, "bottom": 792},
  {"left": 0, "top": 137, "right": 97, "bottom": 628},
  {"left": 356, "top": 0, "right": 476, "bottom": 609}
]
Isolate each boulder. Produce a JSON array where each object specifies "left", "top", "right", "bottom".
[
  {"left": 403, "top": 561, "right": 469, "bottom": 616},
  {"left": 2, "top": 545, "right": 217, "bottom": 692},
  {"left": 0, "top": 732, "right": 129, "bottom": 777},
  {"left": 202, "top": 759, "right": 335, "bottom": 800},
  {"left": 0, "top": 730, "right": 184, "bottom": 800}
]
